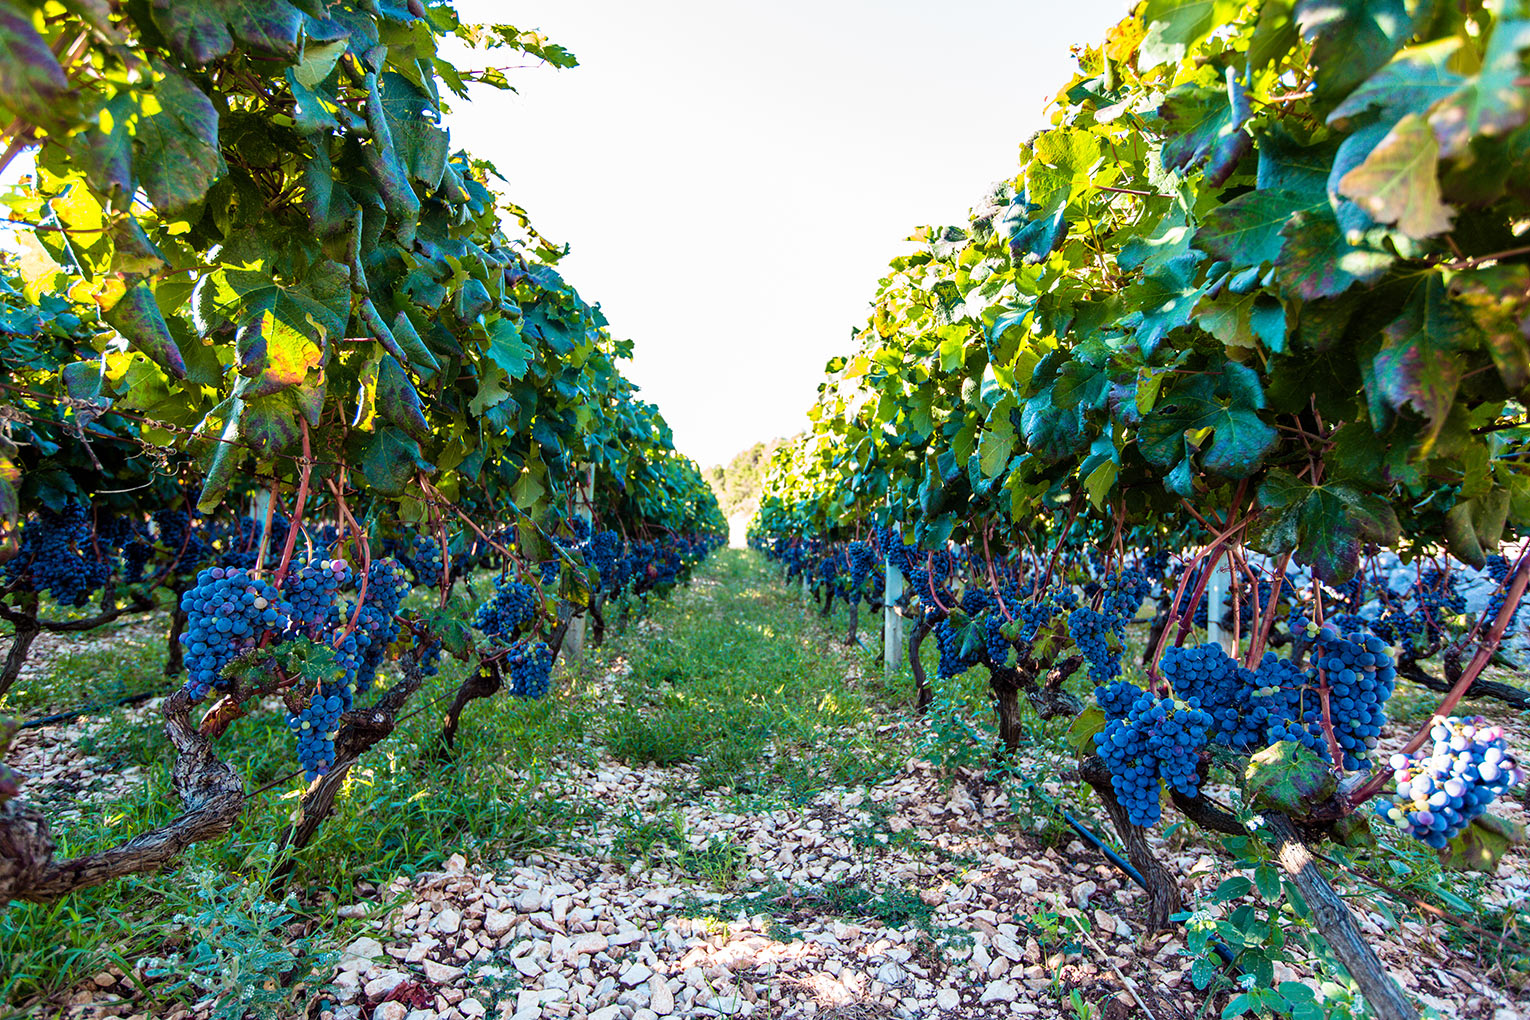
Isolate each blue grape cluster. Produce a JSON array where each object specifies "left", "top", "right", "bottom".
[
  {"left": 1068, "top": 569, "right": 1150, "bottom": 682},
  {"left": 289, "top": 680, "right": 347, "bottom": 781},
  {"left": 476, "top": 578, "right": 539, "bottom": 641},
  {"left": 934, "top": 618, "right": 981, "bottom": 678},
  {"left": 1095, "top": 679, "right": 1143, "bottom": 720},
  {"left": 402, "top": 535, "right": 443, "bottom": 586},
  {"left": 4, "top": 503, "right": 111, "bottom": 607},
  {"left": 589, "top": 530, "right": 624, "bottom": 591},
  {"left": 347, "top": 560, "right": 411, "bottom": 695},
  {"left": 847, "top": 541, "right": 874, "bottom": 591},
  {"left": 1378, "top": 717, "right": 1526, "bottom": 848},
  {"left": 153, "top": 508, "right": 211, "bottom": 569},
  {"left": 281, "top": 559, "right": 352, "bottom": 638},
  {"left": 1094, "top": 689, "right": 1213, "bottom": 826},
  {"left": 180, "top": 567, "right": 290, "bottom": 701},
  {"left": 1311, "top": 624, "right": 1396, "bottom": 770},
  {"left": 507, "top": 641, "right": 555, "bottom": 698}
]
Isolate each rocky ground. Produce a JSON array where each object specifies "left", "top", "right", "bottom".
[{"left": 9, "top": 576, "right": 1530, "bottom": 1020}]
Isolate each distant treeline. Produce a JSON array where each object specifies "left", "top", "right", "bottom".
[{"left": 707, "top": 439, "right": 789, "bottom": 519}]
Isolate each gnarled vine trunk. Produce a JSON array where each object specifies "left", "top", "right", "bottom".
[
  {"left": 1078, "top": 754, "right": 1183, "bottom": 930},
  {"left": 1, "top": 687, "right": 244, "bottom": 904}
]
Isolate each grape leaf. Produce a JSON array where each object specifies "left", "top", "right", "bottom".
[
  {"left": 1139, "top": 362, "right": 1277, "bottom": 482},
  {"left": 1326, "top": 38, "right": 1464, "bottom": 125},
  {"left": 1337, "top": 112, "right": 1452, "bottom": 238},
  {"left": 1294, "top": 0, "right": 1430, "bottom": 101},
  {"left": 133, "top": 67, "right": 225, "bottom": 215},
  {"left": 1441, "top": 814, "right": 1525, "bottom": 873},
  {"left": 1361, "top": 274, "right": 1473, "bottom": 451},
  {"left": 1275, "top": 205, "right": 1392, "bottom": 300},
  {"left": 1158, "top": 69, "right": 1252, "bottom": 186},
  {"left": 376, "top": 354, "right": 430, "bottom": 441},
  {"left": 1196, "top": 188, "right": 1320, "bottom": 267},
  {"left": 103, "top": 284, "right": 187, "bottom": 379},
  {"left": 0, "top": 9, "right": 76, "bottom": 132},
  {"left": 1139, "top": 0, "right": 1241, "bottom": 67},
  {"left": 151, "top": 0, "right": 304, "bottom": 64},
  {"left": 1245, "top": 741, "right": 1336, "bottom": 816},
  {"left": 1254, "top": 470, "right": 1400, "bottom": 583},
  {"left": 1429, "top": 19, "right": 1530, "bottom": 156}
]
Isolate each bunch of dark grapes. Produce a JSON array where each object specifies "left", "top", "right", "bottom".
[
  {"left": 1310, "top": 624, "right": 1395, "bottom": 770},
  {"left": 1161, "top": 643, "right": 1262, "bottom": 750},
  {"left": 346, "top": 560, "right": 411, "bottom": 695},
  {"left": 1094, "top": 689, "right": 1212, "bottom": 826},
  {"left": 402, "top": 535, "right": 444, "bottom": 586},
  {"left": 847, "top": 541, "right": 874, "bottom": 591},
  {"left": 5, "top": 503, "right": 111, "bottom": 607},
  {"left": 1410, "top": 567, "right": 1464, "bottom": 647},
  {"left": 507, "top": 641, "right": 555, "bottom": 699},
  {"left": 179, "top": 567, "right": 290, "bottom": 701},
  {"left": 289, "top": 680, "right": 347, "bottom": 781},
  {"left": 934, "top": 618, "right": 980, "bottom": 679},
  {"left": 589, "top": 530, "right": 623, "bottom": 591},
  {"left": 1095, "top": 680, "right": 1143, "bottom": 720},
  {"left": 280, "top": 559, "right": 352, "bottom": 638},
  {"left": 476, "top": 578, "right": 539, "bottom": 641},
  {"left": 1479, "top": 555, "right": 1527, "bottom": 636},
  {"left": 1378, "top": 717, "right": 1526, "bottom": 848},
  {"left": 152, "top": 509, "right": 211, "bottom": 569}
]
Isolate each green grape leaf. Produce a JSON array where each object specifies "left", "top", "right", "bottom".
[
  {"left": 1139, "top": 362, "right": 1277, "bottom": 481},
  {"left": 103, "top": 284, "right": 187, "bottom": 379},
  {"left": 1429, "top": 19, "right": 1530, "bottom": 157},
  {"left": 1440, "top": 814, "right": 1525, "bottom": 873},
  {"left": 1275, "top": 205, "right": 1392, "bottom": 300},
  {"left": 1294, "top": 0, "right": 1430, "bottom": 101},
  {"left": 239, "top": 388, "right": 304, "bottom": 455},
  {"left": 134, "top": 67, "right": 225, "bottom": 215},
  {"left": 1337, "top": 112, "right": 1452, "bottom": 239},
  {"left": 379, "top": 72, "right": 449, "bottom": 190},
  {"left": 1253, "top": 470, "right": 1400, "bottom": 583},
  {"left": 376, "top": 354, "right": 430, "bottom": 441},
  {"left": 0, "top": 8, "right": 76, "bottom": 132},
  {"left": 150, "top": 0, "right": 304, "bottom": 64},
  {"left": 1140, "top": 0, "right": 1241, "bottom": 67},
  {"left": 1158, "top": 69, "right": 1252, "bottom": 186},
  {"left": 1245, "top": 742, "right": 1336, "bottom": 817},
  {"left": 1361, "top": 274, "right": 1473, "bottom": 451},
  {"left": 485, "top": 315, "right": 533, "bottom": 380},
  {"left": 235, "top": 290, "right": 327, "bottom": 399},
  {"left": 1196, "top": 188, "right": 1320, "bottom": 268},
  {"left": 1066, "top": 707, "right": 1106, "bottom": 755},
  {"left": 1328, "top": 37, "right": 1463, "bottom": 126},
  {"left": 358, "top": 429, "right": 430, "bottom": 496}
]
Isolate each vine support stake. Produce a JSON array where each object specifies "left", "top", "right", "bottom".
[
  {"left": 883, "top": 555, "right": 905, "bottom": 677},
  {"left": 1262, "top": 815, "right": 1417, "bottom": 1020},
  {"left": 561, "top": 463, "right": 595, "bottom": 667}
]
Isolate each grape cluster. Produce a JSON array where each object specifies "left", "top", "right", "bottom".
[
  {"left": 153, "top": 508, "right": 211, "bottom": 568},
  {"left": 589, "top": 530, "right": 624, "bottom": 591},
  {"left": 4, "top": 503, "right": 111, "bottom": 607},
  {"left": 1378, "top": 717, "right": 1526, "bottom": 848},
  {"left": 179, "top": 567, "right": 289, "bottom": 701},
  {"left": 507, "top": 641, "right": 555, "bottom": 699},
  {"left": 1094, "top": 689, "right": 1212, "bottom": 826},
  {"left": 1311, "top": 624, "right": 1396, "bottom": 770},
  {"left": 347, "top": 560, "right": 411, "bottom": 695},
  {"left": 1095, "top": 679, "right": 1143, "bottom": 720},
  {"left": 402, "top": 535, "right": 444, "bottom": 586},
  {"left": 1068, "top": 570, "right": 1149, "bottom": 682},
  {"left": 847, "top": 540, "right": 875, "bottom": 588},
  {"left": 280, "top": 559, "right": 352, "bottom": 638},
  {"left": 1161, "top": 643, "right": 1263, "bottom": 750},
  {"left": 934, "top": 618, "right": 981, "bottom": 679},
  {"left": 476, "top": 578, "right": 539, "bottom": 641},
  {"left": 289, "top": 681, "right": 347, "bottom": 781}
]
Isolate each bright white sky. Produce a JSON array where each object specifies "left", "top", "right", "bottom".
[{"left": 446, "top": 0, "right": 1130, "bottom": 467}]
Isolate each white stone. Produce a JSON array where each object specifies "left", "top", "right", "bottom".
[
  {"left": 483, "top": 910, "right": 514, "bottom": 937},
  {"left": 364, "top": 971, "right": 407, "bottom": 999},
  {"left": 339, "top": 937, "right": 384, "bottom": 972},
  {"left": 430, "top": 907, "right": 462, "bottom": 935},
  {"left": 517, "top": 888, "right": 543, "bottom": 912},
  {"left": 979, "top": 981, "right": 1018, "bottom": 1003},
  {"left": 649, "top": 977, "right": 675, "bottom": 1014},
  {"left": 403, "top": 1011, "right": 437, "bottom": 1020},
  {"left": 458, "top": 998, "right": 485, "bottom": 1018},
  {"left": 424, "top": 959, "right": 462, "bottom": 984},
  {"left": 621, "top": 964, "right": 654, "bottom": 988},
  {"left": 991, "top": 933, "right": 1024, "bottom": 963},
  {"left": 936, "top": 988, "right": 960, "bottom": 1010},
  {"left": 572, "top": 933, "right": 609, "bottom": 956},
  {"left": 373, "top": 1003, "right": 408, "bottom": 1020},
  {"left": 608, "top": 929, "right": 644, "bottom": 947},
  {"left": 588, "top": 1008, "right": 623, "bottom": 1020},
  {"left": 513, "top": 956, "right": 540, "bottom": 978}
]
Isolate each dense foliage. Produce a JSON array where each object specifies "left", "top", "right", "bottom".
[{"left": 754, "top": 3, "right": 1530, "bottom": 1016}]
